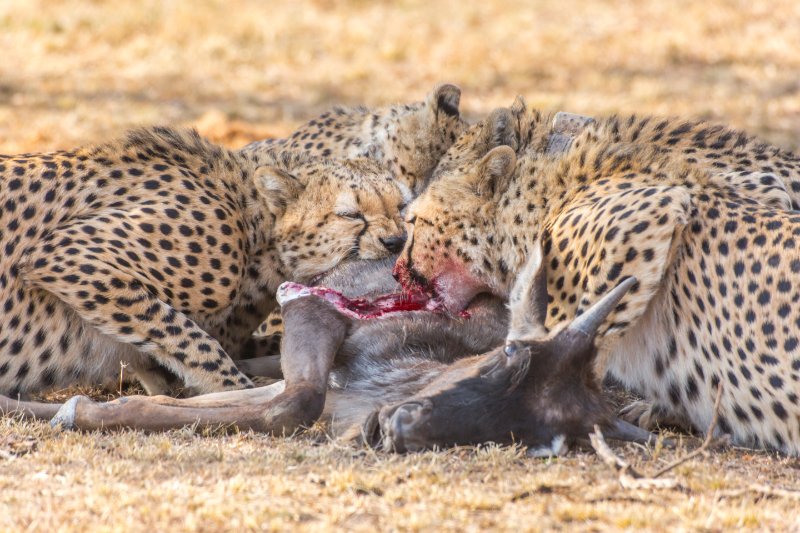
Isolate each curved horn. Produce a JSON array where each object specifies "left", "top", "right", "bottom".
[
  {"left": 568, "top": 277, "right": 637, "bottom": 337},
  {"left": 506, "top": 238, "right": 548, "bottom": 341}
]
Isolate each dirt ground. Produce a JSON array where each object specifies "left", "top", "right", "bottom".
[{"left": 2, "top": 0, "right": 800, "bottom": 531}]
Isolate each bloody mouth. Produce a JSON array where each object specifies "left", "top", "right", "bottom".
[
  {"left": 277, "top": 282, "right": 455, "bottom": 320},
  {"left": 391, "top": 258, "right": 483, "bottom": 317},
  {"left": 391, "top": 259, "right": 428, "bottom": 295}
]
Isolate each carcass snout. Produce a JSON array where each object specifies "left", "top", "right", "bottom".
[{"left": 379, "top": 400, "right": 432, "bottom": 453}]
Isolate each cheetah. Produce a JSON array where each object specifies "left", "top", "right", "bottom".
[
  {"left": 0, "top": 127, "right": 407, "bottom": 397},
  {"left": 243, "top": 83, "right": 466, "bottom": 342},
  {"left": 396, "top": 107, "right": 800, "bottom": 454}
]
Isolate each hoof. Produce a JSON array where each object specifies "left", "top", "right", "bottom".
[
  {"left": 51, "top": 395, "right": 88, "bottom": 430},
  {"left": 527, "top": 435, "right": 569, "bottom": 458},
  {"left": 262, "top": 385, "right": 325, "bottom": 435}
]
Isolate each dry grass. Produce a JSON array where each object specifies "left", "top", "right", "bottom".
[
  {"left": 1, "top": 415, "right": 799, "bottom": 532},
  {"left": 2, "top": 0, "right": 800, "bottom": 153},
  {"left": 2, "top": 0, "right": 800, "bottom": 530}
]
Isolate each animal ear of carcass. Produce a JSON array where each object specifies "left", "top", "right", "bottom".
[{"left": 506, "top": 238, "right": 548, "bottom": 342}]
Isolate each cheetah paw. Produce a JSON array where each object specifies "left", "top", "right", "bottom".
[
  {"left": 619, "top": 400, "right": 690, "bottom": 433},
  {"left": 618, "top": 400, "right": 661, "bottom": 430}
]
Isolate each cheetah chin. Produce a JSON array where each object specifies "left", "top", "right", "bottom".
[
  {"left": 391, "top": 258, "right": 491, "bottom": 315},
  {"left": 428, "top": 270, "right": 492, "bottom": 315}
]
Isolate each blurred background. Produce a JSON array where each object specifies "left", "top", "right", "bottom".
[{"left": 1, "top": 0, "right": 798, "bottom": 153}]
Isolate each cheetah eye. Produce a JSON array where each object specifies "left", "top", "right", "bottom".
[
  {"left": 337, "top": 211, "right": 363, "bottom": 220},
  {"left": 398, "top": 202, "right": 407, "bottom": 212},
  {"left": 406, "top": 215, "right": 417, "bottom": 225}
]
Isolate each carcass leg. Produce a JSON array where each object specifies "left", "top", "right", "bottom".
[
  {"left": 237, "top": 355, "right": 283, "bottom": 378},
  {"left": 51, "top": 296, "right": 348, "bottom": 434},
  {"left": 0, "top": 395, "right": 63, "bottom": 420}
]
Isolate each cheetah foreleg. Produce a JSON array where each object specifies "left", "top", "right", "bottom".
[{"left": 21, "top": 231, "right": 253, "bottom": 394}]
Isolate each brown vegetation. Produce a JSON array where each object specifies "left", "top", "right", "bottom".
[{"left": 2, "top": 0, "right": 800, "bottom": 154}]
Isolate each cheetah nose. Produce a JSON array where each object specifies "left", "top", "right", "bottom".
[{"left": 380, "top": 234, "right": 407, "bottom": 254}]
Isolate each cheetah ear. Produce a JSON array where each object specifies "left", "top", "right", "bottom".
[
  {"left": 476, "top": 146, "right": 516, "bottom": 197},
  {"left": 254, "top": 166, "right": 305, "bottom": 218},
  {"left": 427, "top": 83, "right": 462, "bottom": 118},
  {"left": 357, "top": 143, "right": 385, "bottom": 161},
  {"left": 480, "top": 108, "right": 518, "bottom": 153}
]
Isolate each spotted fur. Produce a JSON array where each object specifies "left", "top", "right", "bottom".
[
  {"left": 0, "top": 127, "right": 407, "bottom": 396},
  {"left": 400, "top": 108, "right": 800, "bottom": 454},
  {"left": 430, "top": 99, "right": 800, "bottom": 211}
]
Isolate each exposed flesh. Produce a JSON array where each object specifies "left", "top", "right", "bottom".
[{"left": 277, "top": 281, "right": 450, "bottom": 320}]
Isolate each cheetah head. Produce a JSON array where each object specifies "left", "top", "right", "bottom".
[
  {"left": 394, "top": 108, "right": 522, "bottom": 313},
  {"left": 256, "top": 156, "right": 411, "bottom": 284}
]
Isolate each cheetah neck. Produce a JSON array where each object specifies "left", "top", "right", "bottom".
[{"left": 239, "top": 164, "right": 293, "bottom": 295}]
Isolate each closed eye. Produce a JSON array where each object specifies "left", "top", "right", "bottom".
[
  {"left": 406, "top": 215, "right": 433, "bottom": 227},
  {"left": 337, "top": 211, "right": 363, "bottom": 220}
]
